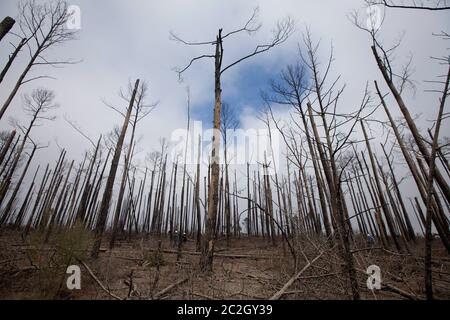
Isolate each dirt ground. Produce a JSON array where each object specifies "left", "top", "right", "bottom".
[{"left": 0, "top": 229, "right": 449, "bottom": 300}]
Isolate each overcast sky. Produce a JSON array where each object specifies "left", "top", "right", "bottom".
[
  {"left": 0, "top": 0, "right": 449, "bottom": 230},
  {"left": 0, "top": 0, "right": 448, "bottom": 154}
]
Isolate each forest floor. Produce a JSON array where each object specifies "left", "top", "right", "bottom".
[{"left": 0, "top": 228, "right": 449, "bottom": 300}]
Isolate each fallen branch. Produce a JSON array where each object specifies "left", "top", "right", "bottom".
[
  {"left": 17, "top": 246, "right": 107, "bottom": 253},
  {"left": 381, "top": 283, "right": 419, "bottom": 300},
  {"left": 153, "top": 277, "right": 188, "bottom": 300},
  {"left": 191, "top": 292, "right": 216, "bottom": 300},
  {"left": 119, "top": 249, "right": 278, "bottom": 260},
  {"left": 269, "top": 250, "right": 325, "bottom": 300},
  {"left": 351, "top": 247, "right": 382, "bottom": 253},
  {"left": 235, "top": 270, "right": 271, "bottom": 280},
  {"left": 10, "top": 265, "right": 39, "bottom": 277},
  {"left": 297, "top": 272, "right": 341, "bottom": 280},
  {"left": 354, "top": 267, "right": 420, "bottom": 300},
  {"left": 0, "top": 257, "right": 25, "bottom": 265},
  {"left": 78, "top": 259, "right": 123, "bottom": 300}
]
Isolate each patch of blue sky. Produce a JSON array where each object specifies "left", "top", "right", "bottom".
[{"left": 191, "top": 61, "right": 278, "bottom": 128}]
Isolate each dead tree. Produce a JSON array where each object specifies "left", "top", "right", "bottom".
[
  {"left": 0, "top": 88, "right": 58, "bottom": 208},
  {"left": 23, "top": 163, "right": 50, "bottom": 236},
  {"left": 264, "top": 62, "right": 333, "bottom": 240},
  {"left": 259, "top": 108, "right": 288, "bottom": 245},
  {"left": 350, "top": 10, "right": 450, "bottom": 205},
  {"left": 177, "top": 88, "right": 192, "bottom": 257},
  {"left": 0, "top": 0, "right": 78, "bottom": 120},
  {"left": 300, "top": 29, "right": 374, "bottom": 299},
  {"left": 14, "top": 163, "right": 39, "bottom": 228},
  {"left": 91, "top": 79, "right": 140, "bottom": 258},
  {"left": 375, "top": 83, "right": 450, "bottom": 252},
  {"left": 109, "top": 80, "right": 156, "bottom": 248},
  {"left": 220, "top": 102, "right": 238, "bottom": 246},
  {"left": 423, "top": 63, "right": 449, "bottom": 300},
  {"left": 172, "top": 7, "right": 294, "bottom": 272},
  {"left": 246, "top": 162, "right": 252, "bottom": 236},
  {"left": 0, "top": 31, "right": 27, "bottom": 85},
  {"left": 361, "top": 120, "right": 403, "bottom": 251},
  {"left": 263, "top": 152, "right": 276, "bottom": 246},
  {"left": 0, "top": 143, "right": 36, "bottom": 226},
  {"left": 36, "top": 148, "right": 66, "bottom": 232},
  {"left": 0, "top": 16, "right": 15, "bottom": 42},
  {"left": 76, "top": 136, "right": 102, "bottom": 225},
  {"left": 370, "top": 0, "right": 450, "bottom": 11},
  {"left": 0, "top": 17, "right": 26, "bottom": 85},
  {"left": 0, "top": 134, "right": 21, "bottom": 180},
  {"left": 194, "top": 134, "right": 202, "bottom": 251},
  {"left": 0, "top": 130, "right": 16, "bottom": 166},
  {"left": 44, "top": 158, "right": 74, "bottom": 242},
  {"left": 380, "top": 143, "right": 416, "bottom": 242}
]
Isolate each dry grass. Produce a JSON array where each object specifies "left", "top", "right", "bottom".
[{"left": 0, "top": 229, "right": 449, "bottom": 300}]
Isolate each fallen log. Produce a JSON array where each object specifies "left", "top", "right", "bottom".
[
  {"left": 78, "top": 259, "right": 123, "bottom": 300},
  {"left": 191, "top": 292, "right": 216, "bottom": 300},
  {"left": 15, "top": 245, "right": 107, "bottom": 253},
  {"left": 269, "top": 251, "right": 325, "bottom": 300},
  {"left": 153, "top": 277, "right": 188, "bottom": 299},
  {"left": 126, "top": 249, "right": 279, "bottom": 260},
  {"left": 354, "top": 267, "right": 420, "bottom": 300},
  {"left": 381, "top": 283, "right": 419, "bottom": 300}
]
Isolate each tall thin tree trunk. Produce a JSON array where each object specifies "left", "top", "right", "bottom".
[
  {"left": 0, "top": 144, "right": 36, "bottom": 226},
  {"left": 0, "top": 17, "right": 15, "bottom": 42},
  {"left": 361, "top": 120, "right": 402, "bottom": 252},
  {"left": 372, "top": 46, "right": 450, "bottom": 204},
  {"left": 0, "top": 130, "right": 16, "bottom": 166},
  {"left": 0, "top": 38, "right": 26, "bottom": 84},
  {"left": 195, "top": 135, "right": 202, "bottom": 251},
  {"left": 91, "top": 79, "right": 139, "bottom": 258},
  {"left": 423, "top": 65, "right": 449, "bottom": 300},
  {"left": 200, "top": 30, "right": 223, "bottom": 272}
]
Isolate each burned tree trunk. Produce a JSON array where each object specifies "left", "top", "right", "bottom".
[
  {"left": 423, "top": 64, "right": 449, "bottom": 300},
  {"left": 372, "top": 46, "right": 450, "bottom": 204},
  {"left": 361, "top": 120, "right": 402, "bottom": 252},
  {"left": 0, "top": 17, "right": 15, "bottom": 42},
  {"left": 0, "top": 144, "right": 36, "bottom": 226},
  {"left": 0, "top": 130, "right": 16, "bottom": 166},
  {"left": 195, "top": 135, "right": 202, "bottom": 251},
  {"left": 91, "top": 79, "right": 140, "bottom": 258},
  {"left": 375, "top": 81, "right": 450, "bottom": 253},
  {"left": 0, "top": 38, "right": 26, "bottom": 85},
  {"left": 200, "top": 30, "right": 223, "bottom": 272}
]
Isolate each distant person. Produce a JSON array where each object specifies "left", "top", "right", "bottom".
[
  {"left": 172, "top": 230, "right": 179, "bottom": 247},
  {"left": 367, "top": 234, "right": 375, "bottom": 248}
]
